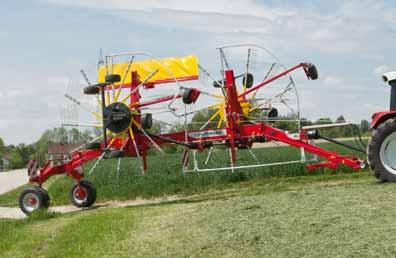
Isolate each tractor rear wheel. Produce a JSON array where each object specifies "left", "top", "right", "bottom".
[
  {"left": 19, "top": 187, "right": 50, "bottom": 215},
  {"left": 70, "top": 180, "right": 97, "bottom": 208},
  {"left": 368, "top": 118, "right": 396, "bottom": 182}
]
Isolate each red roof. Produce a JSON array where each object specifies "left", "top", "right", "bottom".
[
  {"left": 48, "top": 142, "right": 82, "bottom": 154},
  {"left": 2, "top": 154, "right": 11, "bottom": 161}
]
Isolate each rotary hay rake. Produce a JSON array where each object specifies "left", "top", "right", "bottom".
[{"left": 19, "top": 44, "right": 366, "bottom": 214}]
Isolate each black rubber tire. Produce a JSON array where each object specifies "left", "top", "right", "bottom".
[
  {"left": 367, "top": 118, "right": 396, "bottom": 182},
  {"left": 83, "top": 86, "right": 100, "bottom": 95},
  {"left": 242, "top": 73, "right": 254, "bottom": 88},
  {"left": 105, "top": 74, "right": 121, "bottom": 83},
  {"left": 183, "top": 88, "right": 194, "bottom": 104},
  {"left": 69, "top": 180, "right": 97, "bottom": 208},
  {"left": 19, "top": 188, "right": 50, "bottom": 215},
  {"left": 268, "top": 108, "right": 278, "bottom": 118},
  {"left": 307, "top": 64, "right": 318, "bottom": 80},
  {"left": 142, "top": 113, "right": 153, "bottom": 129},
  {"left": 85, "top": 142, "right": 101, "bottom": 150},
  {"left": 34, "top": 186, "right": 50, "bottom": 204}
]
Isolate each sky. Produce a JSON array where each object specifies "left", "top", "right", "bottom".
[{"left": 0, "top": 0, "right": 395, "bottom": 145}]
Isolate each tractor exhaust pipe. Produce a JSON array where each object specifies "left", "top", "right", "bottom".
[{"left": 382, "top": 71, "right": 396, "bottom": 111}]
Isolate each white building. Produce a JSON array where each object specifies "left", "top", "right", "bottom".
[{"left": 0, "top": 154, "right": 11, "bottom": 172}]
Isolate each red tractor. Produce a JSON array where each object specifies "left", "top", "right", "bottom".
[{"left": 368, "top": 71, "right": 396, "bottom": 182}]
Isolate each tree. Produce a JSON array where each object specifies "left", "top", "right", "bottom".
[
  {"left": 14, "top": 144, "right": 35, "bottom": 165},
  {"left": 315, "top": 117, "right": 332, "bottom": 124},
  {"left": 336, "top": 116, "right": 346, "bottom": 123},
  {"left": 335, "top": 115, "right": 348, "bottom": 137},
  {"left": 9, "top": 149, "right": 24, "bottom": 169},
  {"left": 32, "top": 128, "right": 93, "bottom": 165},
  {"left": 360, "top": 120, "right": 370, "bottom": 133},
  {"left": 0, "top": 137, "right": 4, "bottom": 154},
  {"left": 300, "top": 118, "right": 313, "bottom": 127},
  {"left": 148, "top": 121, "right": 166, "bottom": 134},
  {"left": 190, "top": 108, "right": 220, "bottom": 130}
]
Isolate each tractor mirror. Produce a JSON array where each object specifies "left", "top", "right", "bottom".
[
  {"left": 105, "top": 74, "right": 121, "bottom": 83},
  {"left": 304, "top": 63, "right": 318, "bottom": 80},
  {"left": 242, "top": 73, "right": 254, "bottom": 88}
]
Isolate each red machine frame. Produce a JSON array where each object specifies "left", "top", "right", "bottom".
[{"left": 28, "top": 62, "right": 364, "bottom": 190}]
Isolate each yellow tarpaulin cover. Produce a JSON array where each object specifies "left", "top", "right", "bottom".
[{"left": 98, "top": 55, "right": 199, "bottom": 85}]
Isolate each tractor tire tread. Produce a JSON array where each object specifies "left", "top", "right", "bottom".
[{"left": 367, "top": 118, "right": 396, "bottom": 182}]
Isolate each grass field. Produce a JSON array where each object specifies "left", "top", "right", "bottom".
[
  {"left": 3, "top": 172, "right": 396, "bottom": 257},
  {"left": 1, "top": 141, "right": 387, "bottom": 257}
]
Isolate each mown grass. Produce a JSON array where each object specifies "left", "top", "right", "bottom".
[
  {"left": 0, "top": 141, "right": 368, "bottom": 207},
  {"left": 3, "top": 174, "right": 396, "bottom": 258}
]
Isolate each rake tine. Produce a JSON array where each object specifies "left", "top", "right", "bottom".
[
  {"left": 248, "top": 146, "right": 260, "bottom": 164},
  {"left": 64, "top": 93, "right": 102, "bottom": 120},
  {"left": 204, "top": 147, "right": 215, "bottom": 165},
  {"left": 88, "top": 152, "right": 106, "bottom": 175},
  {"left": 116, "top": 157, "right": 122, "bottom": 181},
  {"left": 80, "top": 69, "right": 92, "bottom": 86}
]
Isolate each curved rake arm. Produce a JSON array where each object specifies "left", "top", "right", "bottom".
[{"left": 239, "top": 63, "right": 307, "bottom": 99}]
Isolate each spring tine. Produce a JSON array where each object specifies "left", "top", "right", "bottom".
[
  {"left": 80, "top": 69, "right": 91, "bottom": 86},
  {"left": 250, "top": 48, "right": 258, "bottom": 70},
  {"left": 132, "top": 138, "right": 145, "bottom": 175},
  {"left": 65, "top": 93, "right": 102, "bottom": 120},
  {"left": 88, "top": 152, "right": 106, "bottom": 175},
  {"left": 116, "top": 157, "right": 122, "bottom": 180},
  {"left": 204, "top": 147, "right": 215, "bottom": 165},
  {"left": 140, "top": 128, "right": 164, "bottom": 154},
  {"left": 219, "top": 49, "right": 230, "bottom": 70},
  {"left": 248, "top": 147, "right": 260, "bottom": 164}
]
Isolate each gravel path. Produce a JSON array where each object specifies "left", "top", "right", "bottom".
[
  {"left": 0, "top": 169, "right": 29, "bottom": 219},
  {"left": 0, "top": 169, "right": 28, "bottom": 195},
  {"left": 0, "top": 196, "right": 179, "bottom": 219}
]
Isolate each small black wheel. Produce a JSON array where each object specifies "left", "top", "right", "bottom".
[
  {"left": 183, "top": 88, "right": 200, "bottom": 104},
  {"left": 305, "top": 63, "right": 318, "bottom": 80},
  {"left": 142, "top": 113, "right": 153, "bottom": 129},
  {"left": 183, "top": 88, "right": 194, "bottom": 104},
  {"left": 267, "top": 108, "right": 278, "bottom": 118},
  {"left": 70, "top": 180, "right": 97, "bottom": 208},
  {"left": 19, "top": 188, "right": 50, "bottom": 215},
  {"left": 242, "top": 73, "right": 254, "bottom": 88},
  {"left": 85, "top": 142, "right": 101, "bottom": 150},
  {"left": 83, "top": 86, "right": 100, "bottom": 95},
  {"left": 368, "top": 118, "right": 396, "bottom": 182},
  {"left": 105, "top": 74, "right": 121, "bottom": 83}
]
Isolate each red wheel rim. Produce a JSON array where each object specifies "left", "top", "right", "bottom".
[
  {"left": 75, "top": 187, "right": 87, "bottom": 200},
  {"left": 28, "top": 197, "right": 37, "bottom": 205}
]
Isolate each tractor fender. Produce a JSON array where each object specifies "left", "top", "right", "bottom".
[{"left": 371, "top": 111, "right": 396, "bottom": 129}]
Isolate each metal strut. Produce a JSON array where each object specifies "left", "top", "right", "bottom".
[{"left": 318, "top": 134, "right": 366, "bottom": 154}]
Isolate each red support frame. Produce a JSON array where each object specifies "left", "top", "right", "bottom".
[
  {"left": 28, "top": 63, "right": 364, "bottom": 187},
  {"left": 30, "top": 150, "right": 103, "bottom": 185}
]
